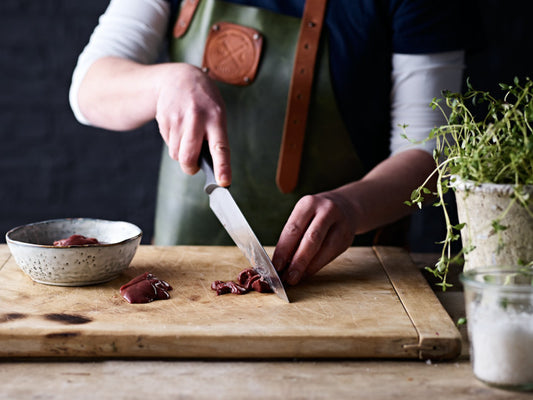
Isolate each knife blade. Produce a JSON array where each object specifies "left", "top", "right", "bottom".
[{"left": 199, "top": 145, "right": 289, "bottom": 303}]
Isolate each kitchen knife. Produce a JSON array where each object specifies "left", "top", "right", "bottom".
[{"left": 199, "top": 144, "right": 290, "bottom": 303}]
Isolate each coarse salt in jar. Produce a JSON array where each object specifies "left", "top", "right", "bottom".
[{"left": 461, "top": 266, "right": 533, "bottom": 391}]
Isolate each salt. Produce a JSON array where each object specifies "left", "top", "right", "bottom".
[{"left": 469, "top": 302, "right": 533, "bottom": 386}]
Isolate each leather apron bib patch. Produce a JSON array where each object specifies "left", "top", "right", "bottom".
[
  {"left": 202, "top": 22, "right": 263, "bottom": 86},
  {"left": 153, "top": 0, "right": 364, "bottom": 246}
]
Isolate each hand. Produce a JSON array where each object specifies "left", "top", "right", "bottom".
[
  {"left": 272, "top": 190, "right": 359, "bottom": 285},
  {"left": 155, "top": 63, "right": 231, "bottom": 186},
  {"left": 77, "top": 58, "right": 232, "bottom": 187}
]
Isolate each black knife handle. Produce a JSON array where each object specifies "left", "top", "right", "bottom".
[{"left": 199, "top": 141, "right": 219, "bottom": 194}]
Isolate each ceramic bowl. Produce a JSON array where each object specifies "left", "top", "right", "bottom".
[{"left": 5, "top": 218, "right": 142, "bottom": 286}]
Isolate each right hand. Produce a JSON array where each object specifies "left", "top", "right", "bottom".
[{"left": 155, "top": 63, "right": 231, "bottom": 187}]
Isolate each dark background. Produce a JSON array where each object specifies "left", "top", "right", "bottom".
[
  {"left": 0, "top": 0, "right": 531, "bottom": 247},
  {"left": 0, "top": 1, "right": 161, "bottom": 243}
]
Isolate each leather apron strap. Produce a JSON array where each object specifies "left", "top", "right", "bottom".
[
  {"left": 277, "top": 0, "right": 328, "bottom": 193},
  {"left": 173, "top": 0, "right": 200, "bottom": 38}
]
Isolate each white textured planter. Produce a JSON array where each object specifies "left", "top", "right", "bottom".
[{"left": 452, "top": 177, "right": 533, "bottom": 271}]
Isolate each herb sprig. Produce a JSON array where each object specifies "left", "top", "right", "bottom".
[{"left": 404, "top": 77, "right": 533, "bottom": 290}]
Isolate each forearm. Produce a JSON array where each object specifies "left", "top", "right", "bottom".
[
  {"left": 77, "top": 57, "right": 154, "bottom": 130},
  {"left": 336, "top": 149, "right": 436, "bottom": 235},
  {"left": 69, "top": 0, "right": 170, "bottom": 128},
  {"left": 77, "top": 57, "right": 200, "bottom": 130}
]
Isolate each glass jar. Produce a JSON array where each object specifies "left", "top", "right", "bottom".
[{"left": 461, "top": 267, "right": 533, "bottom": 391}]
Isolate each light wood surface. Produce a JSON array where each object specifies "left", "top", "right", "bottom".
[
  {"left": 0, "top": 245, "right": 459, "bottom": 359},
  {"left": 1, "top": 359, "right": 531, "bottom": 400},
  {"left": 1, "top": 245, "right": 529, "bottom": 399}
]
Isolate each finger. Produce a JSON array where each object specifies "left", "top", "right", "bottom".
[
  {"left": 206, "top": 129, "right": 231, "bottom": 187},
  {"left": 283, "top": 212, "right": 331, "bottom": 285},
  {"left": 177, "top": 112, "right": 204, "bottom": 175},
  {"left": 302, "top": 227, "right": 349, "bottom": 278},
  {"left": 166, "top": 116, "right": 182, "bottom": 161},
  {"left": 204, "top": 97, "right": 230, "bottom": 186},
  {"left": 272, "top": 196, "right": 315, "bottom": 272}
]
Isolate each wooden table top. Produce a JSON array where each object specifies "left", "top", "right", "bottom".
[{"left": 0, "top": 245, "right": 529, "bottom": 399}]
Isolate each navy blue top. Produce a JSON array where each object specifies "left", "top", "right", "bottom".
[{"left": 166, "top": 0, "right": 468, "bottom": 170}]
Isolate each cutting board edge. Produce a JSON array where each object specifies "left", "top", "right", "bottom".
[
  {"left": 373, "top": 246, "right": 462, "bottom": 361},
  {"left": 0, "top": 332, "right": 422, "bottom": 359}
]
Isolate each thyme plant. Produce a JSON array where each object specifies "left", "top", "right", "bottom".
[{"left": 405, "top": 77, "right": 533, "bottom": 290}]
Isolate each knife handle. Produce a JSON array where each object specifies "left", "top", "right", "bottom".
[{"left": 199, "top": 142, "right": 219, "bottom": 194}]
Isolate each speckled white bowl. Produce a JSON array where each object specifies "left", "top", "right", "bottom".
[{"left": 5, "top": 218, "right": 142, "bottom": 286}]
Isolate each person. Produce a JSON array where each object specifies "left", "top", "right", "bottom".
[{"left": 70, "top": 0, "right": 465, "bottom": 286}]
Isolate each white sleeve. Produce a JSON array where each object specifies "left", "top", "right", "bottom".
[
  {"left": 69, "top": 0, "right": 171, "bottom": 125},
  {"left": 389, "top": 50, "right": 465, "bottom": 156}
]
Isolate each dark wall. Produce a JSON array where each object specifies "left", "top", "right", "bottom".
[
  {"left": 0, "top": 1, "right": 531, "bottom": 246},
  {"left": 0, "top": 1, "right": 162, "bottom": 243},
  {"left": 463, "top": 0, "right": 533, "bottom": 94}
]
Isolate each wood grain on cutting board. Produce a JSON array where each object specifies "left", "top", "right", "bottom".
[{"left": 0, "top": 245, "right": 460, "bottom": 359}]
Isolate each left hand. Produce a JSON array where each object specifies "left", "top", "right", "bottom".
[
  {"left": 272, "top": 190, "right": 359, "bottom": 285},
  {"left": 271, "top": 149, "right": 438, "bottom": 286}
]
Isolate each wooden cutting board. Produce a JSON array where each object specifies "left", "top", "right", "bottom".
[{"left": 0, "top": 245, "right": 460, "bottom": 360}]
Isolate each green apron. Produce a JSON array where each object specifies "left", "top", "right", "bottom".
[{"left": 154, "top": 0, "right": 364, "bottom": 246}]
